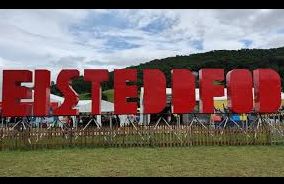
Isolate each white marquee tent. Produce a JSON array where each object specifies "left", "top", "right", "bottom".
[
  {"left": 75, "top": 100, "right": 128, "bottom": 126},
  {"left": 76, "top": 100, "right": 114, "bottom": 113},
  {"left": 3, "top": 90, "right": 115, "bottom": 114}
]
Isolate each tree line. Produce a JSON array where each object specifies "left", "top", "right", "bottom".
[{"left": 51, "top": 47, "right": 284, "bottom": 97}]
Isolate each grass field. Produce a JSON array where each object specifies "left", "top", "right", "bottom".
[
  {"left": 102, "top": 89, "right": 140, "bottom": 103},
  {"left": 79, "top": 93, "right": 91, "bottom": 100},
  {"left": 0, "top": 146, "right": 284, "bottom": 176},
  {"left": 102, "top": 89, "right": 114, "bottom": 102}
]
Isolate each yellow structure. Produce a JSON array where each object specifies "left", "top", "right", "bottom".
[
  {"left": 213, "top": 99, "right": 284, "bottom": 110},
  {"left": 214, "top": 100, "right": 227, "bottom": 110},
  {"left": 213, "top": 89, "right": 284, "bottom": 110}
]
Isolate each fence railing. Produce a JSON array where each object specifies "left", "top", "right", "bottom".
[{"left": 1, "top": 124, "right": 284, "bottom": 151}]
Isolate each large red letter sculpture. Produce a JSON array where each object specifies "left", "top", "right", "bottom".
[
  {"left": 53, "top": 69, "right": 80, "bottom": 116},
  {"left": 1, "top": 68, "right": 282, "bottom": 116},
  {"left": 34, "top": 70, "right": 51, "bottom": 116},
  {"left": 199, "top": 69, "right": 224, "bottom": 113},
  {"left": 2, "top": 70, "right": 32, "bottom": 117},
  {"left": 143, "top": 69, "right": 166, "bottom": 114},
  {"left": 114, "top": 69, "right": 137, "bottom": 114},
  {"left": 84, "top": 69, "right": 109, "bottom": 115},
  {"left": 253, "top": 69, "right": 281, "bottom": 113},
  {"left": 171, "top": 69, "right": 195, "bottom": 114},
  {"left": 226, "top": 69, "right": 253, "bottom": 113}
]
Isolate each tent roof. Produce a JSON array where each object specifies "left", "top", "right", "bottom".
[
  {"left": 0, "top": 88, "right": 114, "bottom": 113},
  {"left": 22, "top": 91, "right": 114, "bottom": 112},
  {"left": 76, "top": 100, "right": 114, "bottom": 113},
  {"left": 20, "top": 91, "right": 64, "bottom": 103},
  {"left": 50, "top": 94, "right": 64, "bottom": 102}
]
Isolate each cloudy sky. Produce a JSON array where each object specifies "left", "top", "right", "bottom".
[{"left": 1, "top": 9, "right": 284, "bottom": 82}]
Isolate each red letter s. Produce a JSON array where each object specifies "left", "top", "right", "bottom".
[{"left": 53, "top": 69, "right": 79, "bottom": 116}]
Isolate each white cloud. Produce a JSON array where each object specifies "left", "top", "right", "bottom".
[{"left": 1, "top": 9, "right": 284, "bottom": 90}]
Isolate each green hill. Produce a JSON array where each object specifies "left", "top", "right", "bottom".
[
  {"left": 102, "top": 89, "right": 114, "bottom": 102},
  {"left": 51, "top": 47, "right": 284, "bottom": 96}
]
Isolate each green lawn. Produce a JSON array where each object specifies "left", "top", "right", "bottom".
[
  {"left": 0, "top": 146, "right": 284, "bottom": 176},
  {"left": 79, "top": 93, "right": 91, "bottom": 100},
  {"left": 102, "top": 89, "right": 141, "bottom": 103},
  {"left": 103, "top": 89, "right": 114, "bottom": 102}
]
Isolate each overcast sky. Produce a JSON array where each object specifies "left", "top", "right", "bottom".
[{"left": 1, "top": 9, "right": 284, "bottom": 83}]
